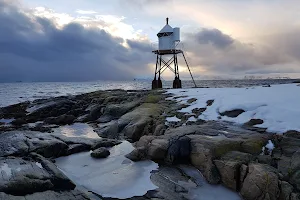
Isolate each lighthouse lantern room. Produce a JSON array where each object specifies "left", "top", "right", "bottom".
[{"left": 152, "top": 18, "right": 196, "bottom": 89}]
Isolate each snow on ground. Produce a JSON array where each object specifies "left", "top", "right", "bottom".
[
  {"left": 262, "top": 140, "right": 275, "bottom": 155},
  {"left": 167, "top": 84, "right": 300, "bottom": 134},
  {"left": 52, "top": 123, "right": 100, "bottom": 139},
  {"left": 0, "top": 118, "right": 14, "bottom": 124},
  {"left": 166, "top": 116, "right": 181, "bottom": 122},
  {"left": 55, "top": 141, "right": 158, "bottom": 199},
  {"left": 188, "top": 116, "right": 198, "bottom": 122}
]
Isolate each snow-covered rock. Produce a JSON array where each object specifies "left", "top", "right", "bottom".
[{"left": 167, "top": 84, "right": 300, "bottom": 133}]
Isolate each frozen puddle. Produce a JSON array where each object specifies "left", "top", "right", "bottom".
[
  {"left": 52, "top": 123, "right": 99, "bottom": 138},
  {"left": 179, "top": 166, "right": 241, "bottom": 200},
  {"left": 55, "top": 141, "right": 158, "bottom": 199}
]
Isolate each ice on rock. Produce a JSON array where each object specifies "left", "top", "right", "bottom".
[{"left": 55, "top": 141, "right": 158, "bottom": 199}]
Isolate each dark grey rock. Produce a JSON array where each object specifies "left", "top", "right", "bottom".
[
  {"left": 0, "top": 131, "right": 119, "bottom": 158},
  {"left": 244, "top": 119, "right": 264, "bottom": 126},
  {"left": 241, "top": 164, "right": 279, "bottom": 200},
  {"left": 125, "top": 147, "right": 147, "bottom": 161},
  {"left": 166, "top": 136, "right": 191, "bottom": 164},
  {"left": 95, "top": 121, "right": 119, "bottom": 139},
  {"left": 0, "top": 190, "right": 90, "bottom": 200},
  {"left": 65, "top": 144, "right": 90, "bottom": 156},
  {"left": 11, "top": 119, "right": 27, "bottom": 126},
  {"left": 220, "top": 109, "right": 245, "bottom": 118},
  {"left": 92, "top": 139, "right": 121, "bottom": 149},
  {"left": 0, "top": 156, "right": 75, "bottom": 196},
  {"left": 187, "top": 98, "right": 197, "bottom": 104},
  {"left": 290, "top": 170, "right": 300, "bottom": 191},
  {"left": 44, "top": 114, "right": 76, "bottom": 125},
  {"left": 279, "top": 181, "right": 294, "bottom": 200},
  {"left": 91, "top": 147, "right": 110, "bottom": 158},
  {"left": 153, "top": 124, "right": 166, "bottom": 136},
  {"left": 206, "top": 99, "right": 214, "bottom": 106}
]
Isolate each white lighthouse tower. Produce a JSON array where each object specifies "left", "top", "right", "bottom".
[{"left": 152, "top": 18, "right": 196, "bottom": 89}]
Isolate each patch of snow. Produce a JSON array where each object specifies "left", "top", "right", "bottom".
[
  {"left": 262, "top": 140, "right": 275, "bottom": 155},
  {"left": 16, "top": 167, "right": 21, "bottom": 172},
  {"left": 187, "top": 116, "right": 197, "bottom": 122},
  {"left": 261, "top": 147, "right": 266, "bottom": 155},
  {"left": 166, "top": 116, "right": 181, "bottom": 122},
  {"left": 168, "top": 84, "right": 300, "bottom": 134},
  {"left": 55, "top": 141, "right": 158, "bottom": 199},
  {"left": 0, "top": 118, "right": 14, "bottom": 124},
  {"left": 35, "top": 162, "right": 43, "bottom": 169},
  {"left": 28, "top": 121, "right": 43, "bottom": 128},
  {"left": 52, "top": 123, "right": 100, "bottom": 139},
  {"left": 0, "top": 163, "right": 12, "bottom": 178}
]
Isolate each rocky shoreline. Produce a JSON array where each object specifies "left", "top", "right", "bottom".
[{"left": 0, "top": 89, "right": 299, "bottom": 200}]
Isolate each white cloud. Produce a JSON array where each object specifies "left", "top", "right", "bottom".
[
  {"left": 75, "top": 9, "right": 97, "bottom": 15},
  {"left": 32, "top": 7, "right": 146, "bottom": 40}
]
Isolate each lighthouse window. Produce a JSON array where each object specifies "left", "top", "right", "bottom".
[{"left": 157, "top": 32, "right": 173, "bottom": 37}]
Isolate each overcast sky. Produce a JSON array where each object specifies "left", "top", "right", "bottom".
[{"left": 0, "top": 0, "right": 300, "bottom": 82}]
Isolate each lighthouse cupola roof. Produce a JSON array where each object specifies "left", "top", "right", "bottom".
[{"left": 157, "top": 18, "right": 173, "bottom": 37}]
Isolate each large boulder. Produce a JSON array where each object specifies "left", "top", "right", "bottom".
[
  {"left": 99, "top": 101, "right": 140, "bottom": 121},
  {"left": 215, "top": 160, "right": 241, "bottom": 190},
  {"left": 0, "top": 131, "right": 120, "bottom": 158},
  {"left": 0, "top": 156, "right": 75, "bottom": 196},
  {"left": 241, "top": 163, "right": 280, "bottom": 200},
  {"left": 215, "top": 151, "right": 254, "bottom": 191},
  {"left": 165, "top": 136, "right": 191, "bottom": 164},
  {"left": 118, "top": 103, "right": 163, "bottom": 141},
  {"left": 279, "top": 181, "right": 294, "bottom": 200},
  {"left": 95, "top": 120, "right": 119, "bottom": 139},
  {"left": 290, "top": 170, "right": 300, "bottom": 191},
  {"left": 125, "top": 147, "right": 147, "bottom": 161},
  {"left": 44, "top": 114, "right": 76, "bottom": 125},
  {"left": 148, "top": 139, "right": 169, "bottom": 161}
]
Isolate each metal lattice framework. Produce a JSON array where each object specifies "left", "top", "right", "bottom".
[{"left": 152, "top": 49, "right": 197, "bottom": 89}]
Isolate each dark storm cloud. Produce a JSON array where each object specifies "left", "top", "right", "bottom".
[
  {"left": 182, "top": 28, "right": 300, "bottom": 77},
  {"left": 0, "top": 0, "right": 152, "bottom": 82},
  {"left": 195, "top": 28, "right": 234, "bottom": 48}
]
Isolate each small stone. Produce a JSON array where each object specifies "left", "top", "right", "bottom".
[
  {"left": 91, "top": 147, "right": 110, "bottom": 158},
  {"left": 244, "top": 119, "right": 264, "bottom": 126},
  {"left": 220, "top": 109, "right": 245, "bottom": 118},
  {"left": 206, "top": 99, "right": 214, "bottom": 106},
  {"left": 187, "top": 98, "right": 197, "bottom": 104}
]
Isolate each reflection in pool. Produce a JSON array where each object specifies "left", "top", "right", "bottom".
[{"left": 53, "top": 123, "right": 99, "bottom": 138}]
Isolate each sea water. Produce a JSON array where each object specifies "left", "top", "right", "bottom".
[{"left": 0, "top": 79, "right": 296, "bottom": 107}]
